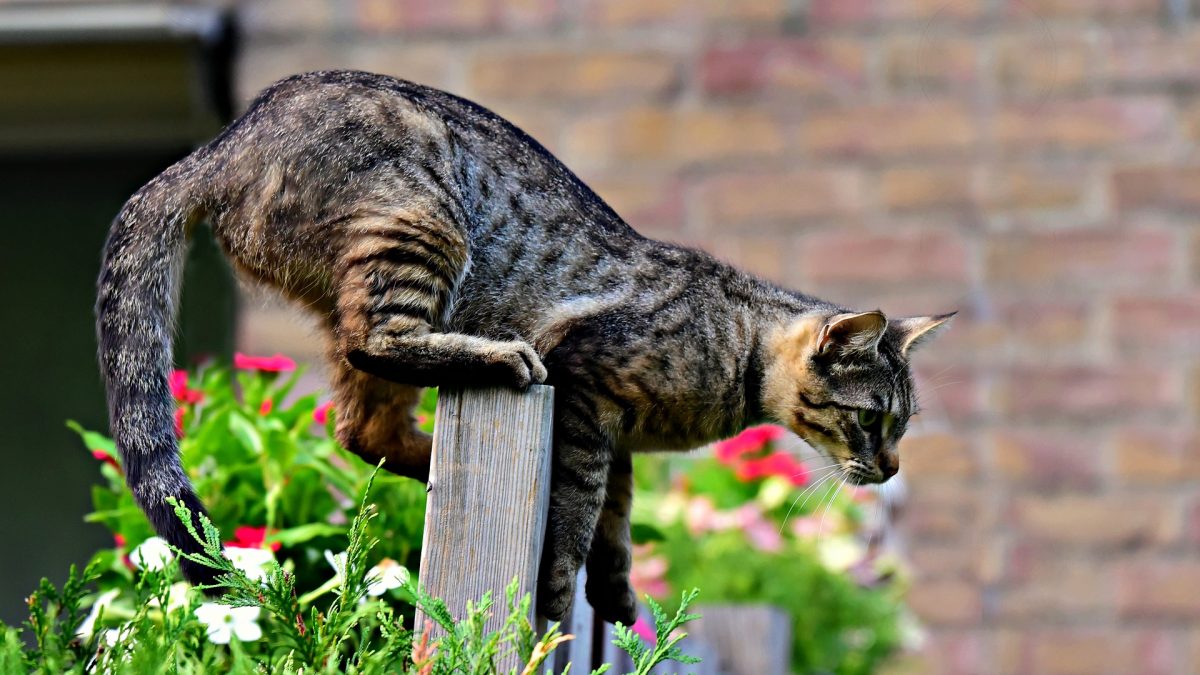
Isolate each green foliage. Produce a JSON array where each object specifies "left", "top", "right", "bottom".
[
  {"left": 3, "top": 360, "right": 704, "bottom": 674},
  {"left": 630, "top": 427, "right": 919, "bottom": 674},
  {"left": 610, "top": 591, "right": 702, "bottom": 675}
]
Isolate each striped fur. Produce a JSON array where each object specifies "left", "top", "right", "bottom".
[{"left": 96, "top": 70, "right": 951, "bottom": 624}]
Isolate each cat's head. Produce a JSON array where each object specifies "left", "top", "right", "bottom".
[{"left": 762, "top": 310, "right": 953, "bottom": 484}]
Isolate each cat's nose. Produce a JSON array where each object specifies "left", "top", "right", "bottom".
[{"left": 877, "top": 450, "right": 899, "bottom": 480}]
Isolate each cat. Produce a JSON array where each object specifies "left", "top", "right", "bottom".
[{"left": 96, "top": 70, "right": 952, "bottom": 625}]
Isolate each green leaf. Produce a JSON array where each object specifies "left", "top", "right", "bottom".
[
  {"left": 66, "top": 420, "right": 116, "bottom": 458},
  {"left": 228, "top": 412, "right": 264, "bottom": 455},
  {"left": 630, "top": 522, "right": 666, "bottom": 545},
  {"left": 268, "top": 523, "right": 345, "bottom": 548}
]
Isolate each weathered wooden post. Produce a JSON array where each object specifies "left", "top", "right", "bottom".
[{"left": 417, "top": 385, "right": 555, "bottom": 640}]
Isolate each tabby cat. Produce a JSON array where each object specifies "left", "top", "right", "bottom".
[{"left": 97, "top": 70, "right": 952, "bottom": 625}]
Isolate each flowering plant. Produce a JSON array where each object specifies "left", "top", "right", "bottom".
[
  {"left": 630, "top": 426, "right": 920, "bottom": 674},
  {"left": 1, "top": 358, "right": 703, "bottom": 673}
]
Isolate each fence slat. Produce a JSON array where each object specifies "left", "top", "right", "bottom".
[
  {"left": 417, "top": 385, "right": 555, "bottom": 644},
  {"left": 551, "top": 569, "right": 593, "bottom": 673},
  {"left": 683, "top": 605, "right": 792, "bottom": 675}
]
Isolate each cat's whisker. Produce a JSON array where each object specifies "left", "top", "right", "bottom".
[
  {"left": 779, "top": 465, "right": 844, "bottom": 533},
  {"left": 815, "top": 467, "right": 848, "bottom": 543}
]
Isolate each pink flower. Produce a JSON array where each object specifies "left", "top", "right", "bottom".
[
  {"left": 174, "top": 407, "right": 186, "bottom": 438},
  {"left": 630, "top": 555, "right": 669, "bottom": 598},
  {"left": 734, "top": 504, "right": 783, "bottom": 552},
  {"left": 91, "top": 449, "right": 120, "bottom": 471},
  {"left": 684, "top": 496, "right": 718, "bottom": 534},
  {"left": 416, "top": 414, "right": 429, "bottom": 426},
  {"left": 735, "top": 452, "right": 809, "bottom": 486},
  {"left": 630, "top": 616, "right": 656, "bottom": 644},
  {"left": 259, "top": 399, "right": 273, "bottom": 416},
  {"left": 234, "top": 352, "right": 296, "bottom": 373},
  {"left": 169, "top": 370, "right": 203, "bottom": 404},
  {"left": 226, "top": 525, "right": 281, "bottom": 552},
  {"left": 714, "top": 425, "right": 785, "bottom": 464},
  {"left": 113, "top": 533, "right": 126, "bottom": 548},
  {"left": 313, "top": 401, "right": 333, "bottom": 425}
]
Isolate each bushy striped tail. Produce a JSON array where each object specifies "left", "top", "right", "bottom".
[{"left": 95, "top": 153, "right": 218, "bottom": 587}]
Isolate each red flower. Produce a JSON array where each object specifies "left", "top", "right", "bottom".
[
  {"left": 113, "top": 533, "right": 126, "bottom": 548},
  {"left": 227, "top": 525, "right": 281, "bottom": 552},
  {"left": 169, "top": 369, "right": 203, "bottom": 404},
  {"left": 259, "top": 399, "right": 273, "bottom": 416},
  {"left": 174, "top": 407, "right": 186, "bottom": 438},
  {"left": 234, "top": 352, "right": 296, "bottom": 372},
  {"left": 714, "top": 425, "right": 785, "bottom": 464},
  {"left": 735, "top": 452, "right": 809, "bottom": 486},
  {"left": 313, "top": 401, "right": 333, "bottom": 425},
  {"left": 91, "top": 449, "right": 120, "bottom": 471}
]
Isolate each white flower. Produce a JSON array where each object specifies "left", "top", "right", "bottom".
[
  {"left": 224, "top": 546, "right": 275, "bottom": 582},
  {"left": 129, "top": 537, "right": 174, "bottom": 571},
  {"left": 366, "top": 559, "right": 409, "bottom": 596},
  {"left": 148, "top": 582, "right": 193, "bottom": 611},
  {"left": 194, "top": 603, "right": 262, "bottom": 644},
  {"left": 818, "top": 536, "right": 866, "bottom": 572},
  {"left": 75, "top": 589, "right": 121, "bottom": 639}
]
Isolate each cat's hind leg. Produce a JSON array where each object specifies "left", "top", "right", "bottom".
[
  {"left": 328, "top": 355, "right": 432, "bottom": 481},
  {"left": 584, "top": 448, "right": 638, "bottom": 625},
  {"left": 334, "top": 212, "right": 547, "bottom": 388},
  {"left": 537, "top": 391, "right": 614, "bottom": 621}
]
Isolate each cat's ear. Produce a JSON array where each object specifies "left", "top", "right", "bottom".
[
  {"left": 816, "top": 311, "right": 888, "bottom": 357},
  {"left": 894, "top": 312, "right": 956, "bottom": 356}
]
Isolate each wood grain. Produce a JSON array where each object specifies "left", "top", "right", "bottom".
[{"left": 417, "top": 385, "right": 555, "bottom": 643}]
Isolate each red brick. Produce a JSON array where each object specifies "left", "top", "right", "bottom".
[
  {"left": 903, "top": 482, "right": 985, "bottom": 540},
  {"left": 995, "top": 98, "right": 1173, "bottom": 152},
  {"left": 992, "top": 430, "right": 1101, "bottom": 489},
  {"left": 899, "top": 433, "right": 977, "bottom": 479},
  {"left": 1001, "top": 0, "right": 1161, "bottom": 19},
  {"left": 800, "top": 101, "right": 977, "bottom": 159},
  {"left": 995, "top": 366, "right": 1178, "bottom": 422},
  {"left": 908, "top": 538, "right": 986, "bottom": 581},
  {"left": 588, "top": 175, "right": 685, "bottom": 234},
  {"left": 884, "top": 36, "right": 977, "bottom": 93},
  {"left": 1012, "top": 494, "right": 1177, "bottom": 548},
  {"left": 1025, "top": 629, "right": 1170, "bottom": 675},
  {"left": 983, "top": 164, "right": 1090, "bottom": 212},
  {"left": 1112, "top": 293, "right": 1200, "bottom": 355},
  {"left": 1114, "top": 166, "right": 1200, "bottom": 212},
  {"left": 811, "top": 0, "right": 986, "bottom": 25},
  {"left": 1119, "top": 559, "right": 1200, "bottom": 619},
  {"left": 344, "top": 44, "right": 458, "bottom": 89},
  {"left": 469, "top": 51, "right": 677, "bottom": 101},
  {"left": 879, "top": 165, "right": 976, "bottom": 213},
  {"left": 995, "top": 33, "right": 1094, "bottom": 97},
  {"left": 706, "top": 235, "right": 787, "bottom": 284},
  {"left": 985, "top": 229, "right": 1175, "bottom": 289},
  {"left": 700, "top": 170, "right": 863, "bottom": 227},
  {"left": 915, "top": 631, "right": 985, "bottom": 675},
  {"left": 797, "top": 229, "right": 969, "bottom": 285},
  {"left": 995, "top": 555, "right": 1117, "bottom": 620},
  {"left": 563, "top": 107, "right": 788, "bottom": 167},
  {"left": 584, "top": 0, "right": 785, "bottom": 26},
  {"left": 240, "top": 0, "right": 336, "bottom": 34},
  {"left": 355, "top": 0, "right": 558, "bottom": 33},
  {"left": 1101, "top": 27, "right": 1200, "bottom": 87},
  {"left": 913, "top": 365, "right": 986, "bottom": 426},
  {"left": 1115, "top": 428, "right": 1200, "bottom": 481},
  {"left": 700, "top": 38, "right": 866, "bottom": 98},
  {"left": 907, "top": 579, "right": 982, "bottom": 626},
  {"left": 997, "top": 299, "right": 1091, "bottom": 350}
]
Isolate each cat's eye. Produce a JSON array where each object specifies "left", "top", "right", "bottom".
[{"left": 857, "top": 409, "right": 880, "bottom": 429}]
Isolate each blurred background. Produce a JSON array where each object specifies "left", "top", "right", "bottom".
[{"left": 2, "top": 0, "right": 1199, "bottom": 672}]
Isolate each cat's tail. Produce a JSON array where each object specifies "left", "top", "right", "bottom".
[{"left": 95, "top": 148, "right": 218, "bottom": 587}]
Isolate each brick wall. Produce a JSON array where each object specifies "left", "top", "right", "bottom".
[{"left": 232, "top": 2, "right": 1200, "bottom": 672}]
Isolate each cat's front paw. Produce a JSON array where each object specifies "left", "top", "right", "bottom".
[
  {"left": 586, "top": 575, "right": 638, "bottom": 626},
  {"left": 492, "top": 341, "right": 548, "bottom": 389},
  {"left": 537, "top": 565, "right": 576, "bottom": 621}
]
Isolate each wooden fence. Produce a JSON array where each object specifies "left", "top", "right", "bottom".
[{"left": 417, "top": 386, "right": 791, "bottom": 674}]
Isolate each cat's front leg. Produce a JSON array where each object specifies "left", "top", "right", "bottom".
[
  {"left": 333, "top": 214, "right": 547, "bottom": 389},
  {"left": 537, "top": 393, "right": 612, "bottom": 621},
  {"left": 584, "top": 448, "right": 638, "bottom": 625}
]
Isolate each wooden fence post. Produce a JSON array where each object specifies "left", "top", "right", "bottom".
[
  {"left": 417, "top": 385, "right": 555, "bottom": 641},
  {"left": 682, "top": 605, "right": 792, "bottom": 675}
]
